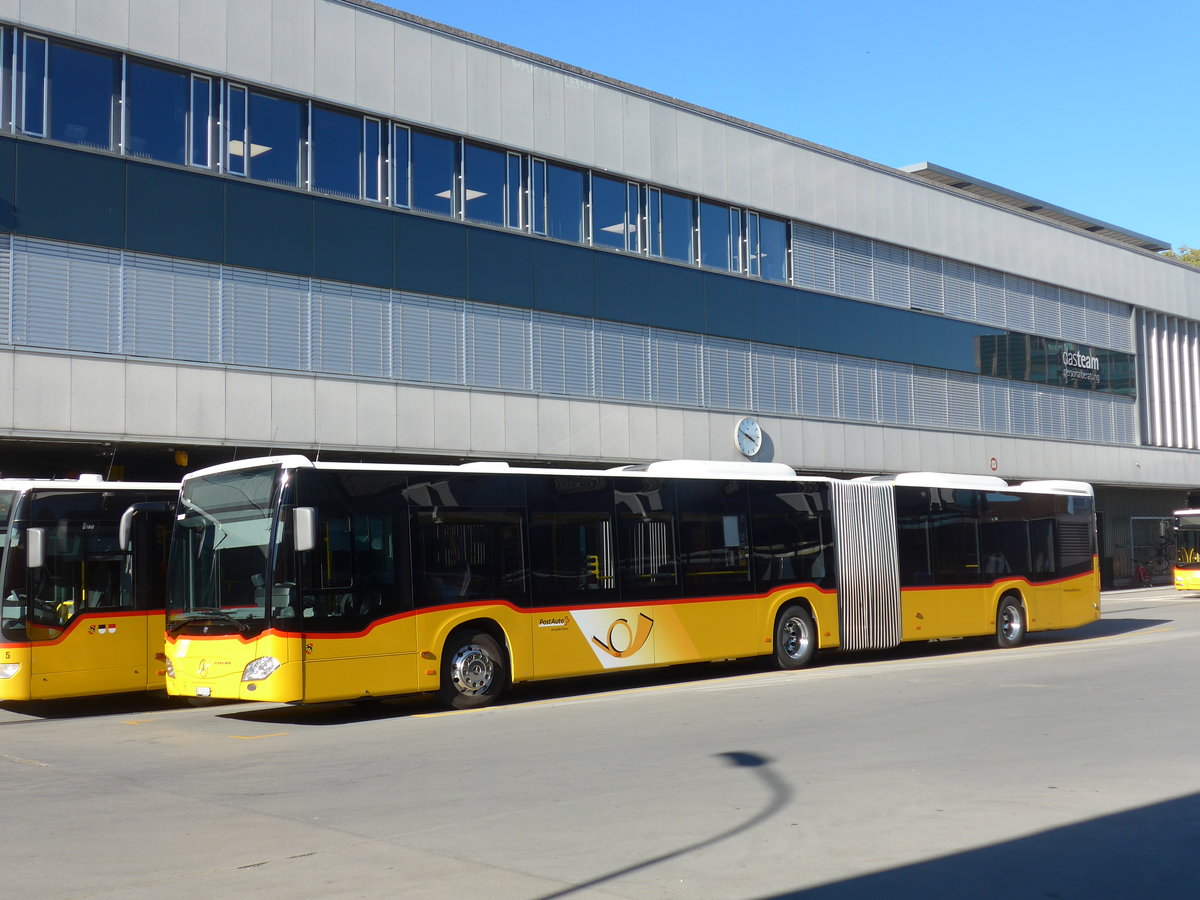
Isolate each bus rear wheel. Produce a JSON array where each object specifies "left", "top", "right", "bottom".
[
  {"left": 774, "top": 604, "right": 817, "bottom": 669},
  {"left": 438, "top": 630, "right": 508, "bottom": 709},
  {"left": 995, "top": 596, "right": 1026, "bottom": 649}
]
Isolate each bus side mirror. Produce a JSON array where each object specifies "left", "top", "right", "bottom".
[
  {"left": 118, "top": 507, "right": 135, "bottom": 551},
  {"left": 27, "top": 527, "right": 45, "bottom": 569},
  {"left": 294, "top": 507, "right": 316, "bottom": 553}
]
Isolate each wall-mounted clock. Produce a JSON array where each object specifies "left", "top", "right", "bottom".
[{"left": 735, "top": 416, "right": 762, "bottom": 457}]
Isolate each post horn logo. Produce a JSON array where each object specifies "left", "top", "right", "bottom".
[{"left": 591, "top": 613, "right": 654, "bottom": 659}]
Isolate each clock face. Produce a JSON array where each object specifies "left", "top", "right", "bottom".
[{"left": 735, "top": 417, "right": 762, "bottom": 457}]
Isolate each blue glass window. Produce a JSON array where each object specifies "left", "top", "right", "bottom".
[
  {"left": 20, "top": 34, "right": 46, "bottom": 136},
  {"left": 591, "top": 174, "right": 627, "bottom": 250},
  {"left": 126, "top": 61, "right": 187, "bottom": 164},
  {"left": 364, "top": 118, "right": 381, "bottom": 201},
  {"left": 190, "top": 76, "right": 211, "bottom": 167},
  {"left": 226, "top": 84, "right": 247, "bottom": 176},
  {"left": 547, "top": 163, "right": 584, "bottom": 243},
  {"left": 247, "top": 91, "right": 302, "bottom": 187},
  {"left": 463, "top": 143, "right": 505, "bottom": 226},
  {"left": 759, "top": 215, "right": 788, "bottom": 283},
  {"left": 699, "top": 200, "right": 731, "bottom": 271},
  {"left": 661, "top": 191, "right": 694, "bottom": 264},
  {"left": 49, "top": 41, "right": 115, "bottom": 150},
  {"left": 1, "top": 29, "right": 13, "bottom": 131},
  {"left": 411, "top": 130, "right": 457, "bottom": 216},
  {"left": 312, "top": 105, "right": 361, "bottom": 198},
  {"left": 506, "top": 153, "right": 522, "bottom": 228},
  {"left": 392, "top": 124, "right": 410, "bottom": 207},
  {"left": 531, "top": 158, "right": 547, "bottom": 235}
]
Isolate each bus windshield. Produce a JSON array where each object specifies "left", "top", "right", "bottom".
[
  {"left": 167, "top": 465, "right": 282, "bottom": 633},
  {"left": 0, "top": 490, "right": 21, "bottom": 639}
]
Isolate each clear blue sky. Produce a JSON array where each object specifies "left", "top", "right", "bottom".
[{"left": 387, "top": 0, "right": 1195, "bottom": 251}]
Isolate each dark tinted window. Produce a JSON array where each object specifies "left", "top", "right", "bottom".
[
  {"left": 895, "top": 486, "right": 933, "bottom": 587},
  {"left": 292, "top": 470, "right": 408, "bottom": 632},
  {"left": 126, "top": 61, "right": 187, "bottom": 164},
  {"left": 677, "top": 480, "right": 750, "bottom": 593},
  {"left": 749, "top": 482, "right": 834, "bottom": 589},
  {"left": 547, "top": 163, "right": 584, "bottom": 242},
  {"left": 248, "top": 91, "right": 303, "bottom": 187},
  {"left": 759, "top": 215, "right": 788, "bottom": 283},
  {"left": 49, "top": 41, "right": 114, "bottom": 150},
  {"left": 930, "top": 488, "right": 981, "bottom": 585},
  {"left": 411, "top": 130, "right": 457, "bottom": 216},
  {"left": 591, "top": 174, "right": 627, "bottom": 250},
  {"left": 527, "top": 475, "right": 615, "bottom": 604},
  {"left": 463, "top": 143, "right": 505, "bottom": 226},
  {"left": 980, "top": 492, "right": 1033, "bottom": 579},
  {"left": 661, "top": 191, "right": 693, "bottom": 263},
  {"left": 615, "top": 478, "right": 677, "bottom": 599},
  {"left": 312, "top": 105, "right": 361, "bottom": 198},
  {"left": 699, "top": 201, "right": 731, "bottom": 271}
]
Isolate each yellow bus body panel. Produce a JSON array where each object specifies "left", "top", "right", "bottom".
[
  {"left": 162, "top": 567, "right": 1098, "bottom": 705},
  {"left": 0, "top": 611, "right": 164, "bottom": 701},
  {"left": 1175, "top": 567, "right": 1200, "bottom": 592}
]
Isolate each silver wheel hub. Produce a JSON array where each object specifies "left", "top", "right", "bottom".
[
  {"left": 782, "top": 616, "right": 811, "bottom": 660},
  {"left": 1001, "top": 605, "right": 1022, "bottom": 640},
  {"left": 450, "top": 643, "right": 494, "bottom": 695}
]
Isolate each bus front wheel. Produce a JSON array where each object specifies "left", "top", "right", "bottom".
[
  {"left": 995, "top": 596, "right": 1026, "bottom": 649},
  {"left": 438, "top": 630, "right": 508, "bottom": 709},
  {"left": 774, "top": 604, "right": 817, "bottom": 669}
]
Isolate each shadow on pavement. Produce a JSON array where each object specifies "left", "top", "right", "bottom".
[{"left": 763, "top": 792, "right": 1200, "bottom": 898}]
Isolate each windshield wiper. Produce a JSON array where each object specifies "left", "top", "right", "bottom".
[{"left": 167, "top": 608, "right": 250, "bottom": 635}]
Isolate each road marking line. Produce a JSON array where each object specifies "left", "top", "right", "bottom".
[
  {"left": 1, "top": 753, "right": 50, "bottom": 767},
  {"left": 230, "top": 732, "right": 289, "bottom": 740}
]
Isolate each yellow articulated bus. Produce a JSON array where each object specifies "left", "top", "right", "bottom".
[
  {"left": 163, "top": 456, "right": 1099, "bottom": 708},
  {"left": 1173, "top": 509, "right": 1200, "bottom": 591},
  {"left": 0, "top": 476, "right": 178, "bottom": 701}
]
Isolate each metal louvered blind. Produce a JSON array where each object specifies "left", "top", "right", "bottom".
[
  {"left": 397, "top": 293, "right": 464, "bottom": 385},
  {"left": 533, "top": 312, "right": 592, "bottom": 396},
  {"left": 704, "top": 337, "right": 751, "bottom": 411},
  {"left": 652, "top": 329, "right": 704, "bottom": 407},
  {"left": 466, "top": 301, "right": 531, "bottom": 391},
  {"left": 750, "top": 343, "right": 795, "bottom": 414},
  {"left": 594, "top": 320, "right": 649, "bottom": 401},
  {"left": 0, "top": 235, "right": 10, "bottom": 345},
  {"left": 791, "top": 222, "right": 835, "bottom": 293},
  {"left": 833, "top": 233, "right": 873, "bottom": 302},
  {"left": 830, "top": 479, "right": 901, "bottom": 651}
]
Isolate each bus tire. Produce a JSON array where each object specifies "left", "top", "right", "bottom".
[
  {"left": 438, "top": 630, "right": 508, "bottom": 709},
  {"left": 995, "top": 595, "right": 1026, "bottom": 649},
  {"left": 774, "top": 604, "right": 817, "bottom": 670}
]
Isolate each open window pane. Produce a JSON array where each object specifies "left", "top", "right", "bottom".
[
  {"left": 312, "top": 105, "right": 361, "bottom": 199},
  {"left": 226, "top": 84, "right": 247, "bottom": 175},
  {"left": 190, "top": 76, "right": 211, "bottom": 167},
  {"left": 364, "top": 118, "right": 381, "bottom": 201},
  {"left": 49, "top": 41, "right": 115, "bottom": 150},
  {"left": 626, "top": 183, "right": 641, "bottom": 252},
  {"left": 126, "top": 61, "right": 187, "bottom": 164},
  {"left": 392, "top": 124, "right": 410, "bottom": 207},
  {"left": 411, "top": 130, "right": 457, "bottom": 216},
  {"left": 531, "top": 159, "right": 546, "bottom": 234},
  {"left": 591, "top": 174, "right": 627, "bottom": 250},
  {"left": 247, "top": 91, "right": 302, "bottom": 187},
  {"left": 506, "top": 153, "right": 522, "bottom": 228},
  {"left": 463, "top": 143, "right": 505, "bottom": 226}
]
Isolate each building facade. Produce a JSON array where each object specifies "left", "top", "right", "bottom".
[{"left": 0, "top": 0, "right": 1197, "bottom": 584}]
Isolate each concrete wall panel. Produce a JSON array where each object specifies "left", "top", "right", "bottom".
[
  {"left": 14, "top": 353, "right": 71, "bottom": 432},
  {"left": 75, "top": 0, "right": 129, "bottom": 51},
  {"left": 314, "top": 379, "right": 356, "bottom": 447},
  {"left": 464, "top": 45, "right": 502, "bottom": 143},
  {"left": 502, "top": 394, "right": 538, "bottom": 456},
  {"left": 596, "top": 403, "right": 630, "bottom": 461},
  {"left": 271, "top": 0, "right": 315, "bottom": 96},
  {"left": 430, "top": 33, "right": 468, "bottom": 135},
  {"left": 225, "top": 0, "right": 271, "bottom": 85},
  {"left": 176, "top": 367, "right": 226, "bottom": 441},
  {"left": 18, "top": 0, "right": 73, "bottom": 33},
  {"left": 125, "top": 361, "right": 177, "bottom": 437},
  {"left": 530, "top": 67, "right": 566, "bottom": 160},
  {"left": 469, "top": 390, "right": 506, "bottom": 454},
  {"left": 567, "top": 399, "right": 600, "bottom": 456},
  {"left": 0, "top": 350, "right": 13, "bottom": 428},
  {"left": 356, "top": 382, "right": 397, "bottom": 448},
  {"left": 225, "top": 371, "right": 272, "bottom": 442},
  {"left": 355, "top": 7, "right": 395, "bottom": 118},
  {"left": 591, "top": 86, "right": 624, "bottom": 175},
  {"left": 433, "top": 389, "right": 470, "bottom": 451},
  {"left": 621, "top": 94, "right": 652, "bottom": 182},
  {"left": 313, "top": 0, "right": 354, "bottom": 105},
  {"left": 536, "top": 397, "right": 571, "bottom": 457},
  {"left": 178, "top": 0, "right": 226, "bottom": 73},
  {"left": 395, "top": 384, "right": 435, "bottom": 450},
  {"left": 674, "top": 111, "right": 701, "bottom": 193},
  {"left": 562, "top": 76, "right": 596, "bottom": 170},
  {"left": 269, "top": 375, "right": 316, "bottom": 445},
  {"left": 626, "top": 405, "right": 658, "bottom": 461},
  {"left": 699, "top": 117, "right": 727, "bottom": 200},
  {"left": 128, "top": 0, "right": 178, "bottom": 60},
  {"left": 498, "top": 55, "right": 534, "bottom": 150},
  {"left": 393, "top": 18, "right": 433, "bottom": 124}
]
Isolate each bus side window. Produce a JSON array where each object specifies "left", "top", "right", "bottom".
[
  {"left": 614, "top": 479, "right": 678, "bottom": 599},
  {"left": 526, "top": 474, "right": 616, "bottom": 606}
]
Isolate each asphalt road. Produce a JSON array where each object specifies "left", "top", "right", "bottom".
[{"left": 3, "top": 588, "right": 1198, "bottom": 899}]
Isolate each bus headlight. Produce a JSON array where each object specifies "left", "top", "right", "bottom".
[
  {"left": 242, "top": 656, "right": 281, "bottom": 682},
  {"left": 0, "top": 663, "right": 19, "bottom": 679},
  {"left": 164, "top": 657, "right": 175, "bottom": 679}
]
